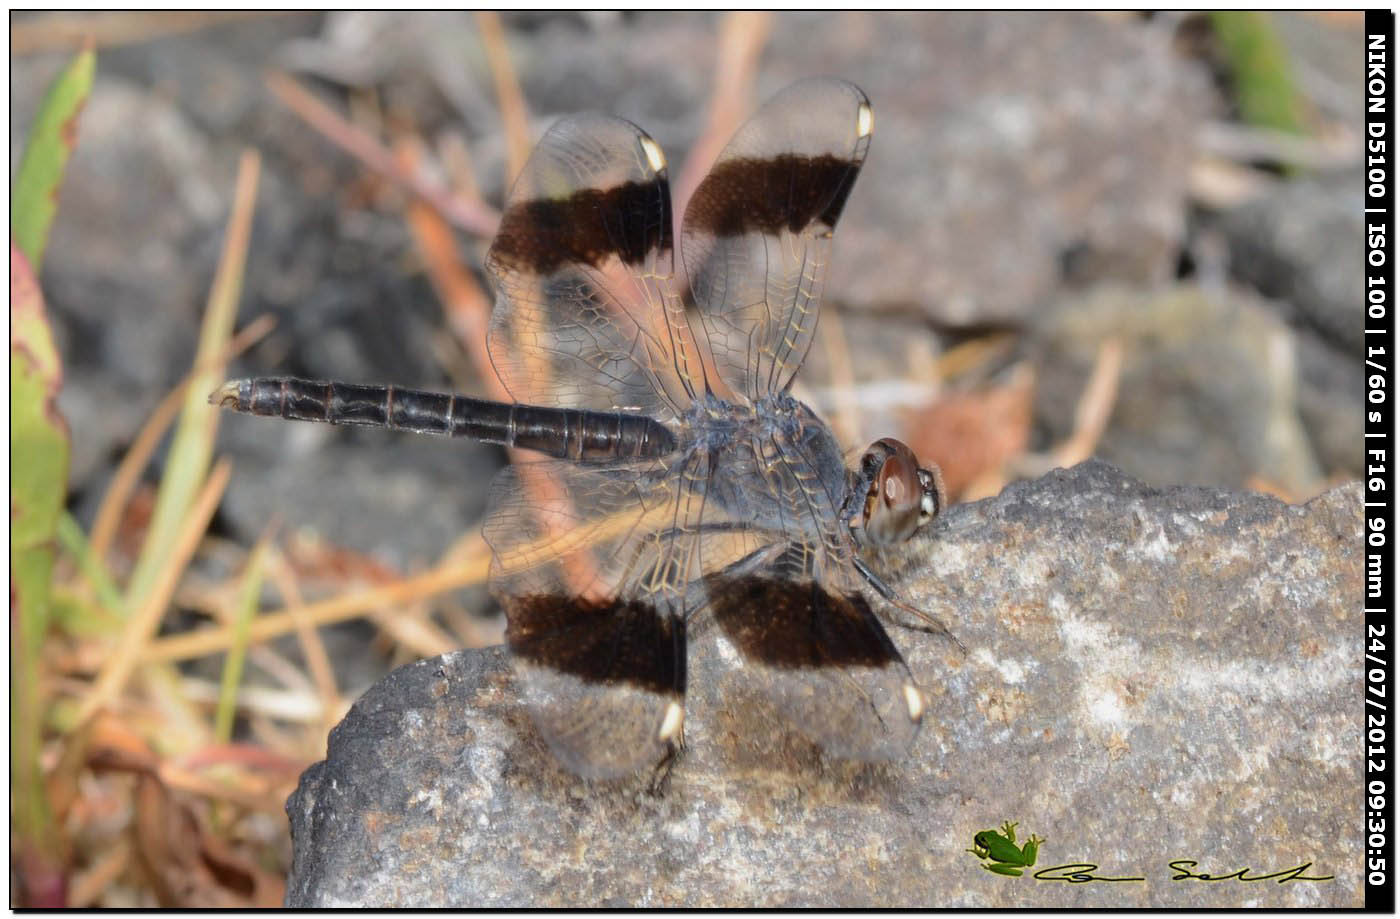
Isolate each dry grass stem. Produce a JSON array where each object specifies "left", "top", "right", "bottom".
[
  {"left": 673, "top": 11, "right": 773, "bottom": 223},
  {"left": 139, "top": 549, "right": 493, "bottom": 664},
  {"left": 816, "top": 308, "right": 863, "bottom": 449},
  {"left": 77, "top": 460, "right": 233, "bottom": 723},
  {"left": 1052, "top": 337, "right": 1123, "bottom": 467},
  {"left": 267, "top": 552, "right": 342, "bottom": 734},
  {"left": 179, "top": 678, "right": 324, "bottom": 726},
  {"left": 476, "top": 11, "right": 532, "bottom": 182},
  {"left": 10, "top": 10, "right": 297, "bottom": 54}
]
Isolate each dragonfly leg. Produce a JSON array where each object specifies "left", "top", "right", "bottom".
[
  {"left": 646, "top": 724, "right": 686, "bottom": 796},
  {"left": 850, "top": 555, "right": 965, "bottom": 654}
]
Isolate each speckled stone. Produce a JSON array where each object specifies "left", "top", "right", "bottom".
[{"left": 285, "top": 461, "right": 1361, "bottom": 907}]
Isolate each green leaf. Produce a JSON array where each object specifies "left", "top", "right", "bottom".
[
  {"left": 12, "top": 41, "right": 95, "bottom": 272},
  {"left": 10, "top": 242, "right": 69, "bottom": 874},
  {"left": 11, "top": 242, "right": 69, "bottom": 643}
]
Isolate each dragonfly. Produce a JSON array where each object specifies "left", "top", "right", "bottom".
[{"left": 214, "top": 78, "right": 952, "bottom": 778}]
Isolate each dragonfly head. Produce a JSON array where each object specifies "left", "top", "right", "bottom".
[{"left": 854, "top": 438, "right": 946, "bottom": 547}]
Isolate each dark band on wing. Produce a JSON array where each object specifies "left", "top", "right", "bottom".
[
  {"left": 705, "top": 574, "right": 903, "bottom": 670},
  {"left": 490, "top": 179, "right": 673, "bottom": 274},
  {"left": 506, "top": 594, "right": 685, "bottom": 696},
  {"left": 684, "top": 154, "right": 862, "bottom": 238}
]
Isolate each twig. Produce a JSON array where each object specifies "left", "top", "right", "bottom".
[
  {"left": 265, "top": 71, "right": 499, "bottom": 237},
  {"left": 179, "top": 677, "right": 323, "bottom": 725},
  {"left": 1051, "top": 337, "right": 1123, "bottom": 468},
  {"left": 177, "top": 742, "right": 305, "bottom": 773},
  {"left": 266, "top": 552, "right": 341, "bottom": 737},
  {"left": 476, "top": 11, "right": 533, "bottom": 182},
  {"left": 400, "top": 132, "right": 601, "bottom": 597},
  {"left": 1198, "top": 118, "right": 1359, "bottom": 171},
  {"left": 245, "top": 644, "right": 316, "bottom": 698},
  {"left": 88, "top": 314, "right": 273, "bottom": 575},
  {"left": 816, "top": 308, "right": 863, "bottom": 450},
  {"left": 367, "top": 600, "right": 459, "bottom": 659},
  {"left": 10, "top": 10, "right": 299, "bottom": 54},
  {"left": 933, "top": 332, "right": 1016, "bottom": 380},
  {"left": 979, "top": 336, "right": 1125, "bottom": 494},
  {"left": 67, "top": 839, "right": 131, "bottom": 907},
  {"left": 397, "top": 137, "right": 495, "bottom": 377},
  {"left": 213, "top": 532, "right": 271, "bottom": 743},
  {"left": 156, "top": 761, "right": 286, "bottom": 812},
  {"left": 139, "top": 487, "right": 681, "bottom": 665},
  {"left": 439, "top": 131, "right": 483, "bottom": 203},
  {"left": 1188, "top": 155, "right": 1274, "bottom": 209},
  {"left": 439, "top": 597, "right": 505, "bottom": 650}
]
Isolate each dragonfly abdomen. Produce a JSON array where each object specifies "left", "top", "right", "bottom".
[{"left": 212, "top": 377, "right": 676, "bottom": 462}]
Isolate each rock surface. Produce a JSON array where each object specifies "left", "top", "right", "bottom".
[
  {"left": 1217, "top": 168, "right": 1364, "bottom": 356},
  {"left": 285, "top": 462, "right": 1361, "bottom": 907}
]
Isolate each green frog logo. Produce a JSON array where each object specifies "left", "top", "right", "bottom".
[{"left": 966, "top": 821, "right": 1045, "bottom": 877}]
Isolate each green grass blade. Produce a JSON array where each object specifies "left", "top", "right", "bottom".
[
  {"left": 123, "top": 151, "right": 260, "bottom": 613},
  {"left": 214, "top": 538, "right": 271, "bottom": 744},
  {"left": 55, "top": 511, "right": 124, "bottom": 628},
  {"left": 1211, "top": 11, "right": 1307, "bottom": 137},
  {"left": 10, "top": 242, "right": 69, "bottom": 899},
  {"left": 11, "top": 41, "right": 95, "bottom": 272}
]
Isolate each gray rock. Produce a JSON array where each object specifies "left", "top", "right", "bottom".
[
  {"left": 1033, "top": 283, "right": 1324, "bottom": 496},
  {"left": 216, "top": 419, "right": 499, "bottom": 568},
  {"left": 285, "top": 461, "right": 1361, "bottom": 907},
  {"left": 1218, "top": 168, "right": 1365, "bottom": 355},
  {"left": 1296, "top": 330, "right": 1365, "bottom": 480}
]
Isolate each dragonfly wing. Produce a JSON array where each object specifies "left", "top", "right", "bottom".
[
  {"left": 698, "top": 430, "right": 923, "bottom": 761},
  {"left": 483, "top": 453, "right": 710, "bottom": 777},
  {"left": 681, "top": 78, "right": 873, "bottom": 403},
  {"left": 704, "top": 538, "right": 923, "bottom": 761},
  {"left": 486, "top": 114, "right": 705, "bottom": 421}
]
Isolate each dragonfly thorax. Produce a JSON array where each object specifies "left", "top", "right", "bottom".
[{"left": 677, "top": 392, "right": 854, "bottom": 536}]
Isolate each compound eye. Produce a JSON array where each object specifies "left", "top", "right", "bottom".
[
  {"left": 880, "top": 453, "right": 917, "bottom": 512},
  {"left": 862, "top": 442, "right": 923, "bottom": 545}
]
